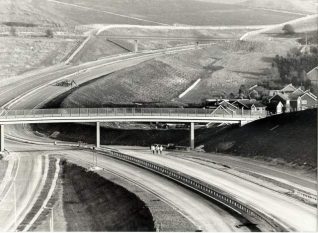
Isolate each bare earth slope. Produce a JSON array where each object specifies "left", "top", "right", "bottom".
[{"left": 33, "top": 161, "right": 155, "bottom": 231}]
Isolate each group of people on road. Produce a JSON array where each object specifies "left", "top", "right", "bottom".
[{"left": 150, "top": 144, "right": 163, "bottom": 154}]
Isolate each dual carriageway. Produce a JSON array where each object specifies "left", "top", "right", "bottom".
[{"left": 0, "top": 34, "right": 316, "bottom": 232}]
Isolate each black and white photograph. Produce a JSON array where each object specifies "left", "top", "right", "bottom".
[{"left": 0, "top": 0, "right": 317, "bottom": 231}]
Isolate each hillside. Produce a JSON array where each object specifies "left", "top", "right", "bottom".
[
  {"left": 61, "top": 39, "right": 299, "bottom": 106},
  {"left": 202, "top": 109, "right": 317, "bottom": 167}
]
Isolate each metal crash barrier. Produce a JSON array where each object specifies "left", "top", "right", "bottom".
[{"left": 98, "top": 148, "right": 287, "bottom": 232}]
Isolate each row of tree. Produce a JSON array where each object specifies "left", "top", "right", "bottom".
[{"left": 271, "top": 48, "right": 317, "bottom": 88}]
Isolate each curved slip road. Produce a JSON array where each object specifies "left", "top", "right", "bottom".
[{"left": 4, "top": 139, "right": 250, "bottom": 232}]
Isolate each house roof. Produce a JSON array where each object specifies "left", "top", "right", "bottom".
[
  {"left": 211, "top": 105, "right": 233, "bottom": 115},
  {"left": 307, "top": 66, "right": 318, "bottom": 79},
  {"left": 219, "top": 100, "right": 238, "bottom": 109},
  {"left": 301, "top": 91, "right": 317, "bottom": 100},
  {"left": 269, "top": 93, "right": 289, "bottom": 101},
  {"left": 289, "top": 88, "right": 305, "bottom": 100},
  {"left": 280, "top": 84, "right": 297, "bottom": 93},
  {"left": 251, "top": 102, "right": 266, "bottom": 108},
  {"left": 234, "top": 99, "right": 265, "bottom": 108}
]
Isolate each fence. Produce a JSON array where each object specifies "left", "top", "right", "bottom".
[{"left": 0, "top": 108, "right": 266, "bottom": 120}]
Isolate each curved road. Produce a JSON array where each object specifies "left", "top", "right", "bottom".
[
  {"left": 0, "top": 47, "right": 252, "bottom": 231},
  {"left": 3, "top": 138, "right": 250, "bottom": 232},
  {"left": 0, "top": 42, "right": 317, "bottom": 231}
]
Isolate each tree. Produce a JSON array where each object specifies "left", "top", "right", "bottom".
[
  {"left": 249, "top": 90, "right": 260, "bottom": 99},
  {"left": 238, "top": 85, "right": 248, "bottom": 99},
  {"left": 45, "top": 29, "right": 54, "bottom": 38},
  {"left": 282, "top": 24, "right": 295, "bottom": 35},
  {"left": 304, "top": 79, "right": 311, "bottom": 90},
  {"left": 228, "top": 92, "right": 235, "bottom": 99}
]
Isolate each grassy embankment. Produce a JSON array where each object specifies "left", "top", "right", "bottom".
[
  {"left": 199, "top": 109, "right": 317, "bottom": 168},
  {"left": 61, "top": 39, "right": 296, "bottom": 107}
]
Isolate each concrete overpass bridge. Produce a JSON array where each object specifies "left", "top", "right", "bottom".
[
  {"left": 0, "top": 107, "right": 266, "bottom": 152},
  {"left": 100, "top": 35, "right": 236, "bottom": 52}
]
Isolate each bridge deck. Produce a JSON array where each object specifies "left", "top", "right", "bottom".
[{"left": 0, "top": 108, "right": 266, "bottom": 124}]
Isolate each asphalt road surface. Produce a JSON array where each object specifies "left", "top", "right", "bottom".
[
  {"left": 1, "top": 46, "right": 317, "bottom": 231},
  {"left": 4, "top": 140, "right": 251, "bottom": 232},
  {"left": 110, "top": 147, "right": 317, "bottom": 232}
]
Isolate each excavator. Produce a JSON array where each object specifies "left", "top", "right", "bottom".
[{"left": 54, "top": 79, "right": 78, "bottom": 88}]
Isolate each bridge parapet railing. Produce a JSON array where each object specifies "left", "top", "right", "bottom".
[{"left": 0, "top": 108, "right": 266, "bottom": 119}]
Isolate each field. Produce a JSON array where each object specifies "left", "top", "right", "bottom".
[
  {"left": 196, "top": 0, "right": 316, "bottom": 14},
  {"left": 43, "top": 0, "right": 302, "bottom": 26},
  {"left": 70, "top": 36, "right": 128, "bottom": 64},
  {"left": 0, "top": 0, "right": 313, "bottom": 79},
  {"left": 0, "top": 36, "right": 79, "bottom": 82}
]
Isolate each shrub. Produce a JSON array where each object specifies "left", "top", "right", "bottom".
[
  {"left": 282, "top": 24, "right": 295, "bottom": 35},
  {"left": 45, "top": 29, "right": 54, "bottom": 38}
]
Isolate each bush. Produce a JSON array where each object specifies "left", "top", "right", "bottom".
[
  {"left": 45, "top": 29, "right": 53, "bottom": 38},
  {"left": 282, "top": 24, "right": 295, "bottom": 35}
]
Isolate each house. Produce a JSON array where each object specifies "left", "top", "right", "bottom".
[
  {"left": 210, "top": 105, "right": 235, "bottom": 116},
  {"left": 280, "top": 83, "right": 297, "bottom": 95},
  {"left": 204, "top": 99, "right": 227, "bottom": 108},
  {"left": 269, "top": 85, "right": 317, "bottom": 113},
  {"left": 293, "top": 91, "right": 318, "bottom": 111},
  {"left": 219, "top": 100, "right": 238, "bottom": 112},
  {"left": 232, "top": 99, "right": 266, "bottom": 113},
  {"left": 269, "top": 93, "right": 289, "bottom": 105},
  {"left": 307, "top": 67, "right": 318, "bottom": 86},
  {"left": 268, "top": 84, "right": 297, "bottom": 97},
  {"left": 276, "top": 101, "right": 284, "bottom": 114}
]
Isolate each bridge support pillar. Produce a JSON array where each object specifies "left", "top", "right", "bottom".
[
  {"left": 134, "top": 40, "right": 138, "bottom": 53},
  {"left": 96, "top": 122, "right": 100, "bottom": 148},
  {"left": 0, "top": 125, "right": 4, "bottom": 152},
  {"left": 190, "top": 122, "right": 195, "bottom": 150}
]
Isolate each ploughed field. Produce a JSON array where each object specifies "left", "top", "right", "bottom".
[{"left": 43, "top": 0, "right": 301, "bottom": 26}]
